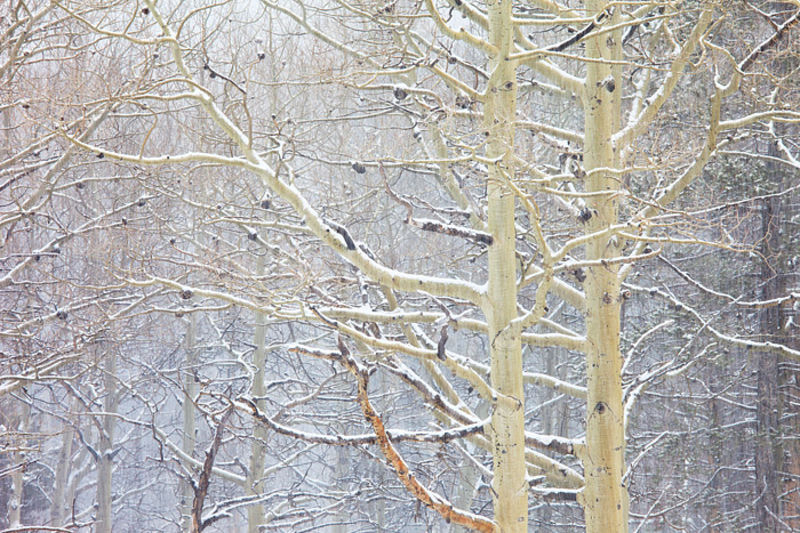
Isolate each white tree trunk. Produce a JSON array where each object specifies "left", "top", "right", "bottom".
[
  {"left": 96, "top": 353, "right": 117, "bottom": 533},
  {"left": 580, "top": 2, "right": 629, "bottom": 532},
  {"left": 485, "top": 1, "right": 526, "bottom": 530},
  {"left": 51, "top": 414, "right": 75, "bottom": 526},
  {"left": 247, "top": 253, "right": 268, "bottom": 533},
  {"left": 182, "top": 314, "right": 198, "bottom": 532}
]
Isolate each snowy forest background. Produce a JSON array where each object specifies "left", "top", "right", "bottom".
[{"left": 1, "top": 1, "right": 799, "bottom": 532}]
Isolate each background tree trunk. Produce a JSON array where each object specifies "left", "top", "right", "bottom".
[
  {"left": 51, "top": 411, "right": 75, "bottom": 526},
  {"left": 182, "top": 314, "right": 198, "bottom": 532},
  {"left": 247, "top": 251, "right": 268, "bottom": 533},
  {"left": 95, "top": 352, "right": 117, "bottom": 533},
  {"left": 756, "top": 131, "right": 798, "bottom": 531}
]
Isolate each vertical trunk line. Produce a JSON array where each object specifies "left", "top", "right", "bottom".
[
  {"left": 96, "top": 352, "right": 117, "bottom": 533},
  {"left": 51, "top": 418, "right": 75, "bottom": 525},
  {"left": 248, "top": 252, "right": 269, "bottom": 533},
  {"left": 182, "top": 314, "right": 198, "bottom": 531},
  {"left": 581, "top": 2, "right": 629, "bottom": 532},
  {"left": 485, "top": 1, "right": 526, "bottom": 531},
  {"left": 755, "top": 137, "right": 791, "bottom": 531}
]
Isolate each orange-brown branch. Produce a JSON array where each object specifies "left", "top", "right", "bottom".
[{"left": 342, "top": 355, "right": 496, "bottom": 532}]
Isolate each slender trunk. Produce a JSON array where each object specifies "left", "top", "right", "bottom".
[
  {"left": 96, "top": 353, "right": 117, "bottom": 533},
  {"left": 581, "top": 2, "right": 628, "bottom": 532},
  {"left": 781, "top": 315, "right": 800, "bottom": 530},
  {"left": 10, "top": 455, "right": 22, "bottom": 527},
  {"left": 65, "top": 444, "right": 86, "bottom": 526},
  {"left": 755, "top": 348, "right": 779, "bottom": 532},
  {"left": 755, "top": 139, "right": 786, "bottom": 531},
  {"left": 182, "top": 314, "right": 198, "bottom": 532},
  {"left": 450, "top": 411, "right": 485, "bottom": 533},
  {"left": 331, "top": 442, "right": 350, "bottom": 533},
  {"left": 783, "top": 352, "right": 800, "bottom": 531},
  {"left": 707, "top": 378, "right": 723, "bottom": 532},
  {"left": 248, "top": 21, "right": 281, "bottom": 528},
  {"left": 484, "top": 2, "right": 526, "bottom": 531},
  {"left": 247, "top": 253, "right": 268, "bottom": 533},
  {"left": 51, "top": 416, "right": 75, "bottom": 526},
  {"left": 9, "top": 405, "right": 27, "bottom": 528}
]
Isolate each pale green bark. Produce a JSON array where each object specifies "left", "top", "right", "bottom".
[
  {"left": 580, "top": 2, "right": 629, "bottom": 532},
  {"left": 484, "top": 1, "right": 526, "bottom": 531}
]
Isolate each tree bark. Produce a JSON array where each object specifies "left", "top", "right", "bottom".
[
  {"left": 755, "top": 138, "right": 789, "bottom": 532},
  {"left": 182, "top": 314, "right": 198, "bottom": 532},
  {"left": 8, "top": 405, "right": 27, "bottom": 529},
  {"left": 484, "top": 1, "right": 526, "bottom": 531},
  {"left": 50, "top": 413, "right": 75, "bottom": 526},
  {"left": 580, "top": 2, "right": 629, "bottom": 532},
  {"left": 247, "top": 253, "right": 268, "bottom": 533},
  {"left": 95, "top": 353, "right": 117, "bottom": 533}
]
